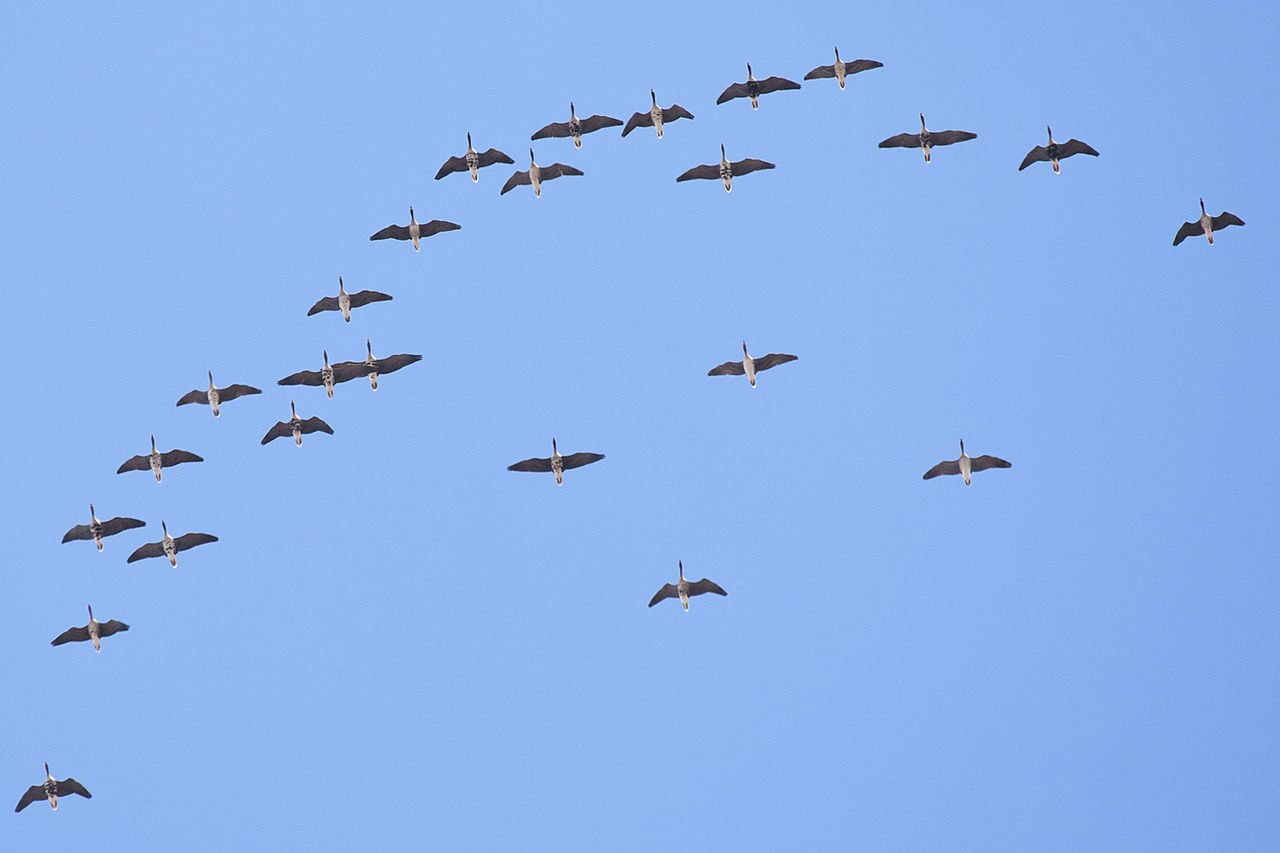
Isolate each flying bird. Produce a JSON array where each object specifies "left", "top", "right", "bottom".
[
  {"left": 307, "top": 276, "right": 392, "bottom": 323},
  {"left": 334, "top": 339, "right": 421, "bottom": 391},
  {"left": 1173, "top": 198, "right": 1245, "bottom": 246},
  {"left": 648, "top": 561, "right": 727, "bottom": 611},
  {"left": 621, "top": 90, "right": 694, "bottom": 139},
  {"left": 677, "top": 144, "right": 774, "bottom": 192},
  {"left": 261, "top": 400, "right": 334, "bottom": 447},
  {"left": 507, "top": 438, "right": 604, "bottom": 486},
  {"left": 176, "top": 371, "right": 261, "bottom": 417},
  {"left": 500, "top": 149, "right": 583, "bottom": 197},
  {"left": 803, "top": 47, "right": 882, "bottom": 90},
  {"left": 707, "top": 341, "right": 797, "bottom": 387},
  {"left": 278, "top": 350, "right": 372, "bottom": 398},
  {"left": 369, "top": 207, "right": 461, "bottom": 252},
  {"left": 879, "top": 113, "right": 976, "bottom": 163},
  {"left": 1018, "top": 125, "right": 1099, "bottom": 173},
  {"left": 15, "top": 763, "right": 91, "bottom": 813},
  {"left": 51, "top": 604, "right": 129, "bottom": 653},
  {"left": 716, "top": 62, "right": 801, "bottom": 109},
  {"left": 923, "top": 439, "right": 1011, "bottom": 486},
  {"left": 531, "top": 102, "right": 623, "bottom": 148},
  {"left": 61, "top": 504, "right": 145, "bottom": 551},
  {"left": 116, "top": 434, "right": 202, "bottom": 483},
  {"left": 127, "top": 520, "right": 218, "bottom": 568},
  {"left": 434, "top": 132, "right": 515, "bottom": 182}
]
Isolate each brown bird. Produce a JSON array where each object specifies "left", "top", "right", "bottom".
[
  {"left": 1173, "top": 198, "right": 1245, "bottom": 246},
  {"left": 307, "top": 276, "right": 392, "bottom": 323},
  {"left": 648, "top": 561, "right": 727, "bottom": 611},
  {"left": 923, "top": 439, "right": 1011, "bottom": 486},
  {"left": 507, "top": 438, "right": 604, "bottom": 486},
  {"left": 621, "top": 90, "right": 695, "bottom": 139},
  {"left": 116, "top": 434, "right": 203, "bottom": 483},
  {"left": 707, "top": 341, "right": 797, "bottom": 387},
  {"left": 369, "top": 207, "right": 461, "bottom": 252},
  {"left": 434, "top": 132, "right": 515, "bottom": 182},
  {"left": 15, "top": 763, "right": 91, "bottom": 812},
  {"left": 176, "top": 371, "right": 261, "bottom": 417},
  {"left": 531, "top": 102, "right": 623, "bottom": 148},
  {"left": 278, "top": 350, "right": 373, "bottom": 398},
  {"left": 61, "top": 504, "right": 145, "bottom": 551},
  {"left": 500, "top": 149, "right": 584, "bottom": 197},
  {"left": 1018, "top": 125, "right": 1099, "bottom": 173},
  {"left": 879, "top": 113, "right": 976, "bottom": 163},
  {"left": 51, "top": 605, "right": 129, "bottom": 652},
  {"left": 716, "top": 63, "right": 801, "bottom": 109},
  {"left": 261, "top": 400, "right": 334, "bottom": 447},
  {"left": 677, "top": 144, "right": 774, "bottom": 192},
  {"left": 127, "top": 520, "right": 218, "bottom": 567},
  {"left": 334, "top": 339, "right": 422, "bottom": 391},
  {"left": 803, "top": 47, "right": 883, "bottom": 90}
]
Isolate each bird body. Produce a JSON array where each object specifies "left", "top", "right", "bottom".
[
  {"left": 879, "top": 113, "right": 977, "bottom": 163},
  {"left": 676, "top": 143, "right": 774, "bottom": 192},
  {"left": 116, "top": 434, "right": 203, "bottom": 483},
  {"left": 622, "top": 90, "right": 694, "bottom": 139},
  {"left": 62, "top": 503, "right": 145, "bottom": 551},
  {"left": 15, "top": 763, "right": 91, "bottom": 812},
  {"left": 1174, "top": 197, "right": 1245, "bottom": 246},
  {"left": 717, "top": 63, "right": 801, "bottom": 109},
  {"left": 707, "top": 341, "right": 797, "bottom": 387},
  {"left": 176, "top": 371, "right": 261, "bottom": 417},
  {"left": 369, "top": 207, "right": 461, "bottom": 251},
  {"left": 804, "top": 47, "right": 883, "bottom": 90},
  {"left": 507, "top": 438, "right": 604, "bottom": 485},
  {"left": 648, "top": 561, "right": 727, "bottom": 611},
  {"left": 923, "top": 439, "right": 1011, "bottom": 486},
  {"left": 51, "top": 604, "right": 129, "bottom": 652},
  {"left": 1018, "top": 125, "right": 1099, "bottom": 173}
]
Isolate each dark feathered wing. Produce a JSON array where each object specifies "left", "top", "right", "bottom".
[
  {"left": 755, "top": 76, "right": 801, "bottom": 94},
  {"left": 930, "top": 130, "right": 977, "bottom": 146},
  {"left": 661, "top": 105, "right": 694, "bottom": 122},
  {"left": 532, "top": 120, "right": 571, "bottom": 140},
  {"left": 559, "top": 452, "right": 604, "bottom": 470},
  {"left": 708, "top": 360, "right": 746, "bottom": 377},
  {"left": 370, "top": 224, "right": 410, "bottom": 241},
  {"left": 99, "top": 517, "right": 145, "bottom": 537},
  {"left": 879, "top": 132, "right": 921, "bottom": 149},
  {"left": 217, "top": 384, "right": 261, "bottom": 402},
  {"left": 331, "top": 362, "right": 375, "bottom": 384},
  {"left": 127, "top": 541, "right": 166, "bottom": 563},
  {"left": 261, "top": 421, "right": 294, "bottom": 445},
  {"left": 648, "top": 583, "right": 679, "bottom": 607},
  {"left": 299, "top": 416, "right": 334, "bottom": 436},
  {"left": 51, "top": 625, "right": 92, "bottom": 646},
  {"left": 476, "top": 148, "right": 514, "bottom": 167},
  {"left": 347, "top": 290, "right": 393, "bottom": 309},
  {"left": 307, "top": 296, "right": 340, "bottom": 315},
  {"left": 1059, "top": 139, "right": 1099, "bottom": 159},
  {"left": 717, "top": 82, "right": 749, "bottom": 104},
  {"left": 508, "top": 456, "right": 554, "bottom": 473},
  {"left": 621, "top": 111, "right": 653, "bottom": 137},
  {"left": 176, "top": 389, "right": 208, "bottom": 406},
  {"left": 500, "top": 171, "right": 532, "bottom": 195},
  {"left": 843, "top": 59, "right": 883, "bottom": 74},
  {"left": 804, "top": 64, "right": 836, "bottom": 80},
  {"left": 173, "top": 532, "right": 218, "bottom": 553},
  {"left": 1211, "top": 212, "right": 1245, "bottom": 230},
  {"left": 923, "top": 459, "right": 961, "bottom": 480},
  {"left": 58, "top": 779, "right": 92, "bottom": 800},
  {"left": 579, "top": 114, "right": 622, "bottom": 133},
  {"left": 688, "top": 578, "right": 728, "bottom": 598},
  {"left": 434, "top": 156, "right": 469, "bottom": 180},
  {"left": 540, "top": 163, "right": 584, "bottom": 181},
  {"left": 752, "top": 353, "right": 797, "bottom": 372},
  {"left": 62, "top": 524, "right": 93, "bottom": 543},
  {"left": 116, "top": 454, "right": 150, "bottom": 474},
  {"left": 15, "top": 785, "right": 46, "bottom": 812},
  {"left": 372, "top": 353, "right": 422, "bottom": 374},
  {"left": 730, "top": 158, "right": 775, "bottom": 176},
  {"left": 419, "top": 219, "right": 461, "bottom": 237},
  {"left": 278, "top": 369, "right": 325, "bottom": 387},
  {"left": 969, "top": 455, "right": 1011, "bottom": 473},
  {"left": 1172, "top": 221, "right": 1203, "bottom": 246},
  {"left": 160, "top": 449, "right": 203, "bottom": 467},
  {"left": 96, "top": 619, "right": 130, "bottom": 638},
  {"left": 1018, "top": 145, "right": 1049, "bottom": 171},
  {"left": 676, "top": 164, "right": 720, "bottom": 183}
]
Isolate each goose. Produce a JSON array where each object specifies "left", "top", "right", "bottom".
[
  {"left": 621, "top": 89, "right": 695, "bottom": 139},
  {"left": 648, "top": 561, "right": 727, "bottom": 611},
  {"left": 507, "top": 438, "right": 604, "bottom": 485},
  {"left": 879, "top": 113, "right": 977, "bottom": 163},
  {"left": 127, "top": 520, "right": 218, "bottom": 567},
  {"left": 707, "top": 341, "right": 797, "bottom": 387},
  {"left": 176, "top": 371, "right": 261, "bottom": 417},
  {"left": 716, "top": 63, "right": 801, "bottom": 109},
  {"left": 532, "top": 102, "right": 623, "bottom": 148},
  {"left": 278, "top": 350, "right": 372, "bottom": 398},
  {"left": 923, "top": 439, "right": 1011, "bottom": 486},
  {"left": 803, "top": 47, "right": 883, "bottom": 90},
  {"left": 14, "top": 764, "right": 91, "bottom": 812},
  {"left": 61, "top": 504, "right": 145, "bottom": 551},
  {"left": 334, "top": 339, "right": 422, "bottom": 391},
  {"left": 369, "top": 207, "right": 461, "bottom": 252},
  {"left": 677, "top": 143, "right": 774, "bottom": 192},
  {"left": 261, "top": 400, "right": 334, "bottom": 447},
  {"left": 500, "top": 149, "right": 584, "bottom": 197},
  {"left": 51, "top": 605, "right": 129, "bottom": 652},
  {"left": 1018, "top": 125, "right": 1099, "bottom": 173},
  {"left": 1173, "top": 198, "right": 1245, "bottom": 246},
  {"left": 434, "top": 132, "right": 515, "bottom": 182},
  {"left": 307, "top": 276, "right": 392, "bottom": 323},
  {"left": 116, "top": 434, "right": 203, "bottom": 483}
]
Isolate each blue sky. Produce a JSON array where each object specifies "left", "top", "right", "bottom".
[{"left": 5, "top": 1, "right": 1279, "bottom": 848}]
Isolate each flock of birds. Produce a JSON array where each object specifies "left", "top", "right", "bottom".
[{"left": 20, "top": 43, "right": 1247, "bottom": 814}]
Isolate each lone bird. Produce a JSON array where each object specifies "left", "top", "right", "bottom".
[
  {"left": 51, "top": 605, "right": 129, "bottom": 653},
  {"left": 116, "top": 434, "right": 202, "bottom": 483},
  {"left": 879, "top": 113, "right": 976, "bottom": 163},
  {"left": 707, "top": 341, "right": 797, "bottom": 387},
  {"left": 434, "top": 132, "right": 514, "bottom": 182},
  {"left": 531, "top": 102, "right": 623, "bottom": 148},
  {"left": 261, "top": 400, "right": 334, "bottom": 447},
  {"left": 622, "top": 89, "right": 694, "bottom": 139},
  {"left": 176, "top": 371, "right": 261, "bottom": 417},
  {"left": 1018, "top": 125, "right": 1099, "bottom": 173},
  {"left": 923, "top": 439, "right": 1011, "bottom": 486},
  {"left": 716, "top": 62, "right": 801, "bottom": 109},
  {"left": 507, "top": 438, "right": 604, "bottom": 486},
  {"left": 307, "top": 276, "right": 392, "bottom": 323},
  {"left": 369, "top": 207, "right": 461, "bottom": 252},
  {"left": 127, "top": 520, "right": 218, "bottom": 568},
  {"left": 1173, "top": 198, "right": 1245, "bottom": 246},
  {"left": 677, "top": 143, "right": 774, "bottom": 192},
  {"left": 803, "top": 47, "right": 882, "bottom": 90},
  {"left": 278, "top": 350, "right": 372, "bottom": 398},
  {"left": 500, "top": 149, "right": 584, "bottom": 197},
  {"left": 15, "top": 763, "right": 91, "bottom": 812},
  {"left": 61, "top": 504, "right": 145, "bottom": 551},
  {"left": 648, "top": 561, "right": 727, "bottom": 611},
  {"left": 334, "top": 339, "right": 422, "bottom": 391}
]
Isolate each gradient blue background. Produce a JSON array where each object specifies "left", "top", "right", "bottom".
[{"left": 5, "top": 2, "right": 1278, "bottom": 848}]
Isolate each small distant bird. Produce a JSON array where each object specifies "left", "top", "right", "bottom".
[
  {"left": 648, "top": 561, "right": 727, "bottom": 611},
  {"left": 14, "top": 763, "right": 91, "bottom": 813},
  {"left": 803, "top": 47, "right": 883, "bottom": 90},
  {"left": 51, "top": 604, "right": 129, "bottom": 653},
  {"left": 61, "top": 504, "right": 145, "bottom": 551},
  {"left": 1173, "top": 198, "right": 1245, "bottom": 246},
  {"left": 500, "top": 149, "right": 584, "bottom": 197},
  {"left": 261, "top": 400, "right": 334, "bottom": 447},
  {"left": 278, "top": 350, "right": 372, "bottom": 398},
  {"left": 507, "top": 438, "right": 604, "bottom": 486},
  {"left": 434, "top": 132, "right": 515, "bottom": 182},
  {"left": 176, "top": 371, "right": 261, "bottom": 418},
  {"left": 1018, "top": 125, "right": 1099, "bottom": 173},
  {"left": 307, "top": 276, "right": 392, "bottom": 323},
  {"left": 707, "top": 341, "right": 797, "bottom": 388},
  {"left": 716, "top": 62, "right": 801, "bottom": 109},
  {"left": 334, "top": 339, "right": 421, "bottom": 391},
  {"left": 369, "top": 207, "right": 461, "bottom": 252},
  {"left": 127, "top": 520, "right": 218, "bottom": 568},
  {"left": 622, "top": 89, "right": 695, "bottom": 139},
  {"left": 116, "top": 434, "right": 202, "bottom": 483},
  {"left": 879, "top": 113, "right": 976, "bottom": 163},
  {"left": 923, "top": 439, "right": 1011, "bottom": 486},
  {"left": 531, "top": 102, "right": 623, "bottom": 148},
  {"left": 677, "top": 143, "right": 774, "bottom": 192}
]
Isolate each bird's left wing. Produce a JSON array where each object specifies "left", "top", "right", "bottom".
[
  {"left": 661, "top": 104, "right": 694, "bottom": 122},
  {"left": 372, "top": 353, "right": 423, "bottom": 375},
  {"left": 434, "top": 155, "right": 468, "bottom": 180},
  {"left": 1059, "top": 139, "right": 1100, "bottom": 159},
  {"left": 307, "top": 296, "right": 339, "bottom": 316},
  {"left": 559, "top": 452, "right": 604, "bottom": 470},
  {"left": 532, "top": 120, "right": 570, "bottom": 140},
  {"left": 676, "top": 164, "right": 720, "bottom": 183},
  {"left": 752, "top": 353, "right": 797, "bottom": 372},
  {"left": 51, "top": 625, "right": 91, "bottom": 646},
  {"left": 707, "top": 360, "right": 746, "bottom": 376},
  {"left": 804, "top": 64, "right": 836, "bottom": 80},
  {"left": 756, "top": 76, "right": 801, "bottom": 94},
  {"left": 688, "top": 578, "right": 728, "bottom": 598},
  {"left": 278, "top": 369, "right": 324, "bottom": 387},
  {"left": 477, "top": 148, "right": 515, "bottom": 167},
  {"left": 369, "top": 224, "right": 408, "bottom": 241},
  {"left": 99, "top": 516, "right": 146, "bottom": 537},
  {"left": 1018, "top": 146, "right": 1048, "bottom": 171},
  {"left": 218, "top": 384, "right": 262, "bottom": 402},
  {"left": 922, "top": 460, "right": 961, "bottom": 480},
  {"left": 419, "top": 219, "right": 461, "bottom": 237},
  {"left": 579, "top": 114, "right": 623, "bottom": 133},
  {"left": 541, "top": 163, "right": 585, "bottom": 181},
  {"left": 347, "top": 290, "right": 393, "bottom": 309},
  {"left": 1212, "top": 212, "right": 1245, "bottom": 230},
  {"left": 500, "top": 170, "right": 531, "bottom": 195},
  {"left": 331, "top": 361, "right": 375, "bottom": 384},
  {"left": 1172, "top": 220, "right": 1201, "bottom": 246},
  {"left": 14, "top": 784, "right": 45, "bottom": 812},
  {"left": 879, "top": 132, "right": 920, "bottom": 149},
  {"left": 507, "top": 456, "right": 554, "bottom": 473},
  {"left": 621, "top": 111, "right": 652, "bottom": 137},
  {"left": 930, "top": 130, "right": 977, "bottom": 146},
  {"left": 58, "top": 778, "right": 92, "bottom": 799},
  {"left": 116, "top": 454, "right": 150, "bottom": 474},
  {"left": 299, "top": 416, "right": 334, "bottom": 436},
  {"left": 174, "top": 532, "right": 219, "bottom": 552},
  {"left": 730, "top": 158, "right": 775, "bottom": 176},
  {"left": 127, "top": 541, "right": 165, "bottom": 563},
  {"left": 648, "top": 583, "right": 679, "bottom": 607},
  {"left": 97, "top": 619, "right": 130, "bottom": 637},
  {"left": 160, "top": 449, "right": 203, "bottom": 467},
  {"left": 969, "top": 455, "right": 1012, "bottom": 473},
  {"left": 716, "top": 82, "right": 748, "bottom": 104}
]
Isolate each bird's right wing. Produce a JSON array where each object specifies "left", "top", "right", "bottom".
[
  {"left": 100, "top": 516, "right": 146, "bottom": 537},
  {"left": 51, "top": 625, "right": 91, "bottom": 646},
  {"left": 532, "top": 120, "right": 570, "bottom": 140},
  {"left": 434, "top": 155, "right": 469, "bottom": 180},
  {"left": 708, "top": 360, "right": 746, "bottom": 377},
  {"left": 307, "top": 296, "right": 339, "bottom": 316},
  {"left": 278, "top": 369, "right": 325, "bottom": 387},
  {"left": 1172, "top": 221, "right": 1202, "bottom": 246},
  {"left": 372, "top": 353, "right": 423, "bottom": 374},
  {"left": 676, "top": 164, "right": 720, "bottom": 183},
  {"left": 218, "top": 384, "right": 262, "bottom": 402},
  {"left": 174, "top": 532, "right": 219, "bottom": 552},
  {"left": 688, "top": 578, "right": 728, "bottom": 598},
  {"left": 507, "top": 456, "right": 554, "bottom": 473},
  {"left": 300, "top": 416, "right": 334, "bottom": 436},
  {"left": 755, "top": 76, "right": 801, "bottom": 94},
  {"left": 752, "top": 353, "right": 797, "bottom": 372},
  {"left": 969, "top": 455, "right": 1012, "bottom": 472},
  {"left": 648, "top": 583, "right": 679, "bottom": 607},
  {"left": 1018, "top": 145, "right": 1048, "bottom": 171},
  {"left": 579, "top": 114, "right": 623, "bottom": 133},
  {"left": 58, "top": 778, "right": 92, "bottom": 799},
  {"left": 477, "top": 148, "right": 515, "bottom": 167},
  {"left": 922, "top": 460, "right": 961, "bottom": 480},
  {"left": 175, "top": 388, "right": 208, "bottom": 407},
  {"left": 804, "top": 64, "right": 836, "bottom": 80},
  {"left": 929, "top": 130, "right": 977, "bottom": 146},
  {"left": 62, "top": 524, "right": 93, "bottom": 543},
  {"left": 116, "top": 454, "right": 150, "bottom": 474},
  {"left": 661, "top": 104, "right": 694, "bottom": 122},
  {"left": 348, "top": 290, "right": 393, "bottom": 309},
  {"left": 1212, "top": 212, "right": 1245, "bottom": 230},
  {"left": 14, "top": 784, "right": 45, "bottom": 812},
  {"left": 261, "top": 421, "right": 293, "bottom": 445},
  {"left": 160, "top": 449, "right": 204, "bottom": 467},
  {"left": 560, "top": 452, "right": 605, "bottom": 470},
  {"left": 843, "top": 59, "right": 883, "bottom": 74},
  {"left": 331, "top": 361, "right": 375, "bottom": 383},
  {"left": 127, "top": 541, "right": 165, "bottom": 563},
  {"left": 369, "top": 224, "right": 409, "bottom": 241},
  {"left": 879, "top": 132, "right": 921, "bottom": 149},
  {"left": 716, "top": 82, "right": 748, "bottom": 104},
  {"left": 730, "top": 158, "right": 775, "bottom": 176},
  {"left": 419, "top": 219, "right": 462, "bottom": 237},
  {"left": 1060, "top": 139, "right": 1100, "bottom": 159},
  {"left": 541, "top": 163, "right": 585, "bottom": 180},
  {"left": 97, "top": 619, "right": 130, "bottom": 637},
  {"left": 500, "top": 170, "right": 531, "bottom": 195},
  {"left": 621, "top": 111, "right": 653, "bottom": 137}
]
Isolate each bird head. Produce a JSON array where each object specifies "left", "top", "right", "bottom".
[
  {"left": 1199, "top": 197, "right": 1206, "bottom": 213},
  {"left": 649, "top": 89, "right": 657, "bottom": 105},
  {"left": 87, "top": 603, "right": 94, "bottom": 621},
  {"left": 409, "top": 205, "right": 415, "bottom": 220},
  {"left": 466, "top": 131, "right": 472, "bottom": 149},
  {"left": 207, "top": 370, "right": 215, "bottom": 387},
  {"left": 366, "top": 338, "right": 373, "bottom": 358},
  {"left": 919, "top": 112, "right": 927, "bottom": 129},
  {"left": 150, "top": 434, "right": 157, "bottom": 452},
  {"left": 746, "top": 62, "right": 753, "bottom": 78},
  {"left": 44, "top": 762, "right": 51, "bottom": 780},
  {"left": 741, "top": 340, "right": 749, "bottom": 356},
  {"left": 323, "top": 350, "right": 330, "bottom": 366},
  {"left": 678, "top": 559, "right": 684, "bottom": 580},
  {"left": 960, "top": 438, "right": 966, "bottom": 455},
  {"left": 161, "top": 519, "right": 168, "bottom": 537},
  {"left": 338, "top": 275, "right": 345, "bottom": 292},
  {"left": 290, "top": 400, "right": 297, "bottom": 418},
  {"left": 89, "top": 502, "right": 96, "bottom": 520},
  {"left": 570, "top": 101, "right": 576, "bottom": 117},
  {"left": 720, "top": 142, "right": 726, "bottom": 159},
  {"left": 1046, "top": 124, "right": 1054, "bottom": 141},
  {"left": 551, "top": 437, "right": 558, "bottom": 455}
]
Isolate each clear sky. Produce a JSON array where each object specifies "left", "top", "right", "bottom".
[{"left": 5, "top": 1, "right": 1279, "bottom": 849}]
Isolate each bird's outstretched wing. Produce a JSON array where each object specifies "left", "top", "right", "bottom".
[
  {"left": 843, "top": 59, "right": 883, "bottom": 75},
  {"left": 1059, "top": 139, "right": 1099, "bottom": 159},
  {"left": 540, "top": 163, "right": 585, "bottom": 181},
  {"left": 969, "top": 455, "right": 1011, "bottom": 473},
  {"left": 648, "top": 583, "right": 679, "bottom": 607},
  {"left": 260, "top": 421, "right": 293, "bottom": 445},
  {"left": 62, "top": 524, "right": 93, "bottom": 543},
  {"left": 752, "top": 353, "right": 796, "bottom": 372},
  {"left": 369, "top": 224, "right": 410, "bottom": 241},
  {"left": 372, "top": 353, "right": 422, "bottom": 375},
  {"left": 579, "top": 114, "right": 623, "bottom": 133},
  {"left": 419, "top": 219, "right": 461, "bottom": 238},
  {"left": 1212, "top": 212, "right": 1245, "bottom": 230},
  {"left": 688, "top": 578, "right": 728, "bottom": 598},
  {"left": 755, "top": 76, "right": 801, "bottom": 94},
  {"left": 1172, "top": 220, "right": 1203, "bottom": 246},
  {"left": 434, "top": 155, "right": 469, "bottom": 180},
  {"left": 532, "top": 120, "right": 571, "bottom": 140},
  {"left": 717, "top": 82, "right": 749, "bottom": 104},
  {"left": 100, "top": 517, "right": 145, "bottom": 537},
  {"left": 331, "top": 362, "right": 374, "bottom": 384},
  {"left": 1018, "top": 145, "right": 1049, "bottom": 171},
  {"left": 160, "top": 449, "right": 203, "bottom": 467},
  {"left": 879, "top": 132, "right": 921, "bottom": 149},
  {"left": 97, "top": 619, "right": 130, "bottom": 638},
  {"left": 708, "top": 360, "right": 746, "bottom": 377},
  {"left": 930, "top": 130, "right": 977, "bottom": 146},
  {"left": 127, "top": 541, "right": 166, "bottom": 563},
  {"left": 347, "top": 290, "right": 393, "bottom": 310},
  {"left": 116, "top": 454, "right": 150, "bottom": 474},
  {"left": 676, "top": 164, "right": 720, "bottom": 183},
  {"left": 174, "top": 532, "right": 219, "bottom": 552},
  {"left": 175, "top": 388, "right": 208, "bottom": 406},
  {"left": 804, "top": 64, "right": 836, "bottom": 80},
  {"left": 15, "top": 784, "right": 46, "bottom": 812},
  {"left": 278, "top": 369, "right": 325, "bottom": 387},
  {"left": 51, "top": 625, "right": 92, "bottom": 646},
  {"left": 661, "top": 105, "right": 694, "bottom": 122},
  {"left": 621, "top": 111, "right": 653, "bottom": 136},
  {"left": 560, "top": 452, "right": 604, "bottom": 470},
  {"left": 730, "top": 158, "right": 775, "bottom": 176},
  {"left": 507, "top": 456, "right": 554, "bottom": 473},
  {"left": 477, "top": 148, "right": 515, "bottom": 167},
  {"left": 307, "top": 296, "right": 340, "bottom": 316},
  {"left": 500, "top": 170, "right": 532, "bottom": 195},
  {"left": 58, "top": 779, "right": 92, "bottom": 800},
  {"left": 923, "top": 460, "right": 961, "bottom": 480},
  {"left": 299, "top": 417, "right": 334, "bottom": 436},
  {"left": 217, "top": 384, "right": 261, "bottom": 402}
]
